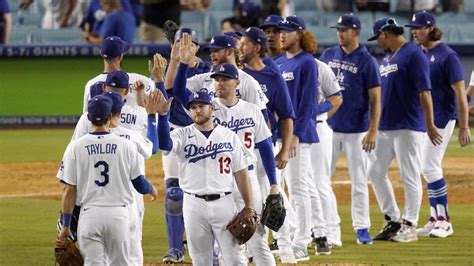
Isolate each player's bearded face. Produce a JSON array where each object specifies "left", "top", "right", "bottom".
[
  {"left": 337, "top": 28, "right": 358, "bottom": 47},
  {"left": 189, "top": 103, "right": 213, "bottom": 125},
  {"left": 279, "top": 30, "right": 299, "bottom": 51},
  {"left": 238, "top": 37, "right": 257, "bottom": 64},
  {"left": 210, "top": 49, "right": 230, "bottom": 68}
]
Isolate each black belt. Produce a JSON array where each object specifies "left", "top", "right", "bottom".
[{"left": 184, "top": 191, "right": 231, "bottom": 202}]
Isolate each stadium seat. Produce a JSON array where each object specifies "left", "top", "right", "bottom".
[
  {"left": 208, "top": 0, "right": 233, "bottom": 11},
  {"left": 292, "top": 0, "right": 318, "bottom": 12},
  {"left": 206, "top": 10, "right": 233, "bottom": 39},
  {"left": 180, "top": 10, "right": 207, "bottom": 41},
  {"left": 9, "top": 27, "right": 35, "bottom": 44}
]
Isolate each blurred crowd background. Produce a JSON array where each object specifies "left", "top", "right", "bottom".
[{"left": 1, "top": 0, "right": 473, "bottom": 46}]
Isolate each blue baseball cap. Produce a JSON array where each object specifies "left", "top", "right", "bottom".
[
  {"left": 259, "top": 15, "right": 283, "bottom": 29},
  {"left": 105, "top": 70, "right": 129, "bottom": 88},
  {"left": 174, "top": 28, "right": 199, "bottom": 44},
  {"left": 223, "top": 31, "right": 242, "bottom": 40},
  {"left": 210, "top": 63, "right": 239, "bottom": 80},
  {"left": 100, "top": 36, "right": 130, "bottom": 59},
  {"left": 278, "top": 16, "right": 306, "bottom": 31},
  {"left": 368, "top": 17, "right": 402, "bottom": 41},
  {"left": 186, "top": 91, "right": 212, "bottom": 109},
  {"left": 330, "top": 14, "right": 361, "bottom": 30},
  {"left": 102, "top": 91, "right": 124, "bottom": 114},
  {"left": 241, "top": 27, "right": 267, "bottom": 49},
  {"left": 88, "top": 95, "right": 113, "bottom": 122},
  {"left": 405, "top": 11, "right": 436, "bottom": 28},
  {"left": 204, "top": 34, "right": 236, "bottom": 50}
]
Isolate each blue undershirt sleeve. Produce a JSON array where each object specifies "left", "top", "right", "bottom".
[
  {"left": 158, "top": 114, "right": 173, "bottom": 151},
  {"left": 155, "top": 82, "right": 168, "bottom": 99},
  {"left": 173, "top": 63, "right": 193, "bottom": 106},
  {"left": 256, "top": 137, "right": 277, "bottom": 185},
  {"left": 132, "top": 175, "right": 153, "bottom": 194},
  {"left": 147, "top": 115, "right": 158, "bottom": 154}
]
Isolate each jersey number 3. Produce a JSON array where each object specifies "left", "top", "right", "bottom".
[
  {"left": 219, "top": 157, "right": 231, "bottom": 174},
  {"left": 94, "top": 161, "right": 109, "bottom": 187}
]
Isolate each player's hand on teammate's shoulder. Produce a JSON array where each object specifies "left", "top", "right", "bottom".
[
  {"left": 362, "top": 129, "right": 377, "bottom": 152},
  {"left": 458, "top": 127, "right": 471, "bottom": 147},
  {"left": 149, "top": 53, "right": 168, "bottom": 82},
  {"left": 427, "top": 126, "right": 443, "bottom": 146},
  {"left": 179, "top": 33, "right": 199, "bottom": 65}
]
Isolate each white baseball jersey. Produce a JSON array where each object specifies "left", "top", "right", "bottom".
[
  {"left": 315, "top": 59, "right": 342, "bottom": 120},
  {"left": 470, "top": 70, "right": 474, "bottom": 86},
  {"left": 167, "top": 125, "right": 250, "bottom": 195},
  {"left": 186, "top": 70, "right": 269, "bottom": 110},
  {"left": 74, "top": 103, "right": 149, "bottom": 138},
  {"left": 212, "top": 99, "right": 272, "bottom": 164},
  {"left": 57, "top": 133, "right": 145, "bottom": 206},
  {"left": 83, "top": 72, "right": 155, "bottom": 113}
]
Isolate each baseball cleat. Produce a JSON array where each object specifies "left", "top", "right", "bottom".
[
  {"left": 278, "top": 247, "right": 297, "bottom": 264},
  {"left": 292, "top": 245, "right": 310, "bottom": 262},
  {"left": 315, "top": 237, "right": 332, "bottom": 255},
  {"left": 429, "top": 220, "right": 453, "bottom": 238},
  {"left": 373, "top": 215, "right": 401, "bottom": 241},
  {"left": 392, "top": 220, "right": 418, "bottom": 243},
  {"left": 162, "top": 248, "right": 184, "bottom": 264},
  {"left": 416, "top": 220, "right": 435, "bottom": 237},
  {"left": 356, "top": 228, "right": 373, "bottom": 244}
]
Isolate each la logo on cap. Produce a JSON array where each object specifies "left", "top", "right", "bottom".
[
  {"left": 193, "top": 92, "right": 199, "bottom": 98},
  {"left": 219, "top": 65, "right": 225, "bottom": 72},
  {"left": 210, "top": 38, "right": 215, "bottom": 44},
  {"left": 338, "top": 16, "right": 343, "bottom": 23},
  {"left": 111, "top": 82, "right": 116, "bottom": 86},
  {"left": 412, "top": 14, "right": 416, "bottom": 21}
]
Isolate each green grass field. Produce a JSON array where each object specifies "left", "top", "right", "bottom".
[
  {"left": 0, "top": 200, "right": 473, "bottom": 265},
  {"left": 0, "top": 57, "right": 152, "bottom": 116}
]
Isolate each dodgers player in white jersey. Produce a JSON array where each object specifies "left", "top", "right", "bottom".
[
  {"left": 307, "top": 58, "right": 342, "bottom": 254},
  {"left": 156, "top": 90, "right": 254, "bottom": 266},
  {"left": 367, "top": 17, "right": 442, "bottom": 243},
  {"left": 407, "top": 11, "right": 471, "bottom": 238},
  {"left": 468, "top": 70, "right": 474, "bottom": 115},
  {"left": 175, "top": 34, "right": 279, "bottom": 265},
  {"left": 71, "top": 71, "right": 159, "bottom": 264},
  {"left": 56, "top": 94, "right": 157, "bottom": 264},
  {"left": 320, "top": 14, "right": 382, "bottom": 245},
  {"left": 82, "top": 36, "right": 155, "bottom": 117}
]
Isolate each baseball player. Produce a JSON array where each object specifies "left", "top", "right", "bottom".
[
  {"left": 156, "top": 90, "right": 253, "bottom": 266},
  {"left": 367, "top": 17, "right": 442, "bottom": 243},
  {"left": 406, "top": 11, "right": 471, "bottom": 238},
  {"left": 275, "top": 15, "right": 320, "bottom": 261},
  {"left": 160, "top": 28, "right": 211, "bottom": 263},
  {"left": 56, "top": 94, "right": 157, "bottom": 264},
  {"left": 237, "top": 26, "right": 297, "bottom": 263},
  {"left": 320, "top": 14, "right": 382, "bottom": 245},
  {"left": 307, "top": 56, "right": 343, "bottom": 254},
  {"left": 83, "top": 36, "right": 155, "bottom": 137},
  {"left": 259, "top": 15, "right": 285, "bottom": 60},
  {"left": 70, "top": 71, "right": 159, "bottom": 264},
  {"left": 175, "top": 34, "right": 278, "bottom": 265}
]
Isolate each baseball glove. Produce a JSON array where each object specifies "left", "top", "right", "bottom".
[
  {"left": 54, "top": 239, "right": 84, "bottom": 266},
  {"left": 226, "top": 207, "right": 257, "bottom": 245},
  {"left": 261, "top": 193, "right": 286, "bottom": 232},
  {"left": 163, "top": 20, "right": 180, "bottom": 45}
]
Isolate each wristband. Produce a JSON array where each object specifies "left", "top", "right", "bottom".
[{"left": 61, "top": 213, "right": 72, "bottom": 227}]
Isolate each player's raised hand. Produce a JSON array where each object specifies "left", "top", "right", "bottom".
[
  {"left": 362, "top": 129, "right": 377, "bottom": 152},
  {"left": 156, "top": 90, "right": 173, "bottom": 115},
  {"left": 131, "top": 80, "right": 145, "bottom": 92},
  {"left": 148, "top": 53, "right": 168, "bottom": 82},
  {"left": 170, "top": 40, "right": 181, "bottom": 62},
  {"left": 179, "top": 33, "right": 198, "bottom": 65},
  {"left": 427, "top": 126, "right": 443, "bottom": 146},
  {"left": 145, "top": 90, "right": 160, "bottom": 115},
  {"left": 458, "top": 127, "right": 471, "bottom": 147}
]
